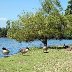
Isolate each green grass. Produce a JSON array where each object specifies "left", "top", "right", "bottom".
[{"left": 0, "top": 48, "right": 72, "bottom": 72}]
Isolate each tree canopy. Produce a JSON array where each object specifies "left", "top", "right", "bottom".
[
  {"left": 40, "top": 0, "right": 62, "bottom": 14},
  {"left": 6, "top": 0, "right": 72, "bottom": 46},
  {"left": 65, "top": 0, "right": 72, "bottom": 15}
]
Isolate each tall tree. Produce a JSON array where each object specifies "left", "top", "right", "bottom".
[
  {"left": 7, "top": 11, "right": 69, "bottom": 47},
  {"left": 7, "top": 1, "right": 67, "bottom": 47},
  {"left": 64, "top": 15, "right": 72, "bottom": 38},
  {"left": 6, "top": 20, "right": 11, "bottom": 30},
  {"left": 40, "top": 0, "right": 62, "bottom": 14},
  {"left": 65, "top": 0, "right": 72, "bottom": 15},
  {"left": 0, "top": 28, "right": 7, "bottom": 37}
]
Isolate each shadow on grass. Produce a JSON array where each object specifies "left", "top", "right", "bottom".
[
  {"left": 22, "top": 54, "right": 30, "bottom": 56},
  {"left": 39, "top": 47, "right": 65, "bottom": 49},
  {"left": 44, "top": 52, "right": 49, "bottom": 53},
  {"left": 48, "top": 47, "right": 64, "bottom": 49},
  {"left": 4, "top": 55, "right": 10, "bottom": 58}
]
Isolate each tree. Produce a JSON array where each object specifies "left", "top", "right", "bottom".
[
  {"left": 7, "top": 11, "right": 47, "bottom": 43},
  {"left": 40, "top": 0, "right": 62, "bottom": 14},
  {"left": 0, "top": 28, "right": 2, "bottom": 37},
  {"left": 0, "top": 28, "right": 7, "bottom": 37},
  {"left": 6, "top": 20, "right": 11, "bottom": 30},
  {"left": 65, "top": 0, "right": 72, "bottom": 15},
  {"left": 7, "top": 20, "right": 23, "bottom": 39},
  {"left": 7, "top": 10, "right": 69, "bottom": 47},
  {"left": 64, "top": 15, "right": 72, "bottom": 38}
]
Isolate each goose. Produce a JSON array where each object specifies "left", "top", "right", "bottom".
[
  {"left": 63, "top": 44, "right": 72, "bottom": 51},
  {"left": 19, "top": 47, "right": 29, "bottom": 54},
  {"left": 63, "top": 44, "right": 69, "bottom": 49},
  {"left": 2, "top": 47, "right": 10, "bottom": 55},
  {"left": 43, "top": 46, "right": 48, "bottom": 53}
]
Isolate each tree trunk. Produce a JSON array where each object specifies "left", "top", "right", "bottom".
[
  {"left": 41, "top": 37, "right": 47, "bottom": 47},
  {"left": 41, "top": 37, "right": 48, "bottom": 53}
]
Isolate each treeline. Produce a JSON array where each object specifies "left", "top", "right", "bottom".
[
  {"left": 1, "top": 0, "right": 72, "bottom": 46},
  {"left": 0, "top": 28, "right": 7, "bottom": 37},
  {"left": 0, "top": 20, "right": 10, "bottom": 37}
]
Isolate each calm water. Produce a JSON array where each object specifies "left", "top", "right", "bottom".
[{"left": 0, "top": 38, "right": 72, "bottom": 58}]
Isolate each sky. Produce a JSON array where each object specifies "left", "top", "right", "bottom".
[{"left": 0, "top": 0, "right": 68, "bottom": 28}]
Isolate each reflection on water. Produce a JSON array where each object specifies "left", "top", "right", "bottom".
[{"left": 0, "top": 38, "right": 72, "bottom": 58}]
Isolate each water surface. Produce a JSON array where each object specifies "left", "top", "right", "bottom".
[{"left": 0, "top": 38, "right": 72, "bottom": 58}]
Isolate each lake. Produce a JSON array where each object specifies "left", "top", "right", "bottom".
[{"left": 0, "top": 38, "right": 72, "bottom": 58}]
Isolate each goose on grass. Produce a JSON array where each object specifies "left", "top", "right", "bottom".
[{"left": 19, "top": 47, "right": 29, "bottom": 55}]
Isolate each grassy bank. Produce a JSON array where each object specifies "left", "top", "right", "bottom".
[{"left": 0, "top": 48, "right": 72, "bottom": 72}]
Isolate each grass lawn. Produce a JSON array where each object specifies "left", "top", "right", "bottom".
[{"left": 0, "top": 48, "right": 72, "bottom": 72}]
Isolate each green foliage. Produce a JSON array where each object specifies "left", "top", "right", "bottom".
[
  {"left": 7, "top": 11, "right": 47, "bottom": 42},
  {"left": 6, "top": 20, "right": 11, "bottom": 29},
  {"left": 64, "top": 15, "right": 72, "bottom": 38},
  {"left": 7, "top": 10, "right": 72, "bottom": 42},
  {"left": 0, "top": 20, "right": 11, "bottom": 37},
  {"left": 7, "top": 20, "right": 23, "bottom": 40},
  {"left": 45, "top": 11, "right": 69, "bottom": 39},
  {"left": 0, "top": 28, "right": 7, "bottom": 37},
  {"left": 65, "top": 0, "right": 72, "bottom": 15},
  {"left": 40, "top": 0, "right": 62, "bottom": 14}
]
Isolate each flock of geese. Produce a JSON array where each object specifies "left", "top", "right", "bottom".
[
  {"left": 2, "top": 47, "right": 30, "bottom": 56},
  {"left": 2, "top": 44, "right": 72, "bottom": 56},
  {"left": 2, "top": 46, "right": 48, "bottom": 56}
]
